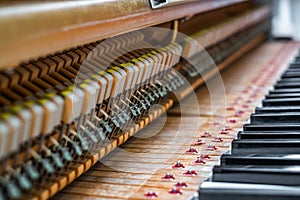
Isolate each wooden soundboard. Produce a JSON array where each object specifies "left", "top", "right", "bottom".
[{"left": 51, "top": 41, "right": 300, "bottom": 200}]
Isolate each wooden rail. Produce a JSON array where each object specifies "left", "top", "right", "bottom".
[{"left": 0, "top": 0, "right": 246, "bottom": 69}]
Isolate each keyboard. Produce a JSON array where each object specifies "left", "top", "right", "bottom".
[{"left": 199, "top": 49, "right": 300, "bottom": 199}]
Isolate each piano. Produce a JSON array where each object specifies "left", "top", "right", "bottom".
[{"left": 0, "top": 0, "right": 299, "bottom": 199}]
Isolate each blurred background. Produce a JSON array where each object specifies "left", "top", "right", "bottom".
[{"left": 272, "top": 0, "right": 300, "bottom": 40}]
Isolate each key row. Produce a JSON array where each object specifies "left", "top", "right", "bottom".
[{"left": 199, "top": 48, "right": 300, "bottom": 199}]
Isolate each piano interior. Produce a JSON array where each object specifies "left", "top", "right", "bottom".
[{"left": 0, "top": 0, "right": 300, "bottom": 199}]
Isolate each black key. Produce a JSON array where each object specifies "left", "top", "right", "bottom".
[
  {"left": 199, "top": 182, "right": 300, "bottom": 200},
  {"left": 244, "top": 124, "right": 300, "bottom": 131},
  {"left": 275, "top": 82, "right": 300, "bottom": 89},
  {"left": 212, "top": 165, "right": 300, "bottom": 186},
  {"left": 266, "top": 93, "right": 300, "bottom": 99},
  {"left": 282, "top": 72, "right": 300, "bottom": 78},
  {"left": 277, "top": 77, "right": 300, "bottom": 82},
  {"left": 221, "top": 154, "right": 300, "bottom": 165},
  {"left": 231, "top": 139, "right": 300, "bottom": 154},
  {"left": 289, "top": 62, "right": 300, "bottom": 68},
  {"left": 251, "top": 113, "right": 300, "bottom": 124},
  {"left": 238, "top": 131, "right": 300, "bottom": 139},
  {"left": 256, "top": 106, "right": 300, "bottom": 113},
  {"left": 284, "top": 69, "right": 300, "bottom": 73},
  {"left": 263, "top": 98, "right": 300, "bottom": 106},
  {"left": 269, "top": 88, "right": 300, "bottom": 94}
]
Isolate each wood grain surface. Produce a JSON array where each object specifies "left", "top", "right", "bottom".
[{"left": 0, "top": 0, "right": 246, "bottom": 69}]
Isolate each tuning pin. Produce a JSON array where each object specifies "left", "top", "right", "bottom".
[
  {"left": 186, "top": 147, "right": 198, "bottom": 154},
  {"left": 194, "top": 138, "right": 206, "bottom": 145},
  {"left": 242, "top": 104, "right": 249, "bottom": 108},
  {"left": 172, "top": 161, "right": 185, "bottom": 169},
  {"left": 237, "top": 109, "right": 244, "bottom": 114},
  {"left": 169, "top": 187, "right": 182, "bottom": 194},
  {"left": 220, "top": 128, "right": 229, "bottom": 134},
  {"left": 195, "top": 157, "right": 206, "bottom": 165},
  {"left": 224, "top": 125, "right": 231, "bottom": 130},
  {"left": 200, "top": 153, "right": 210, "bottom": 159},
  {"left": 234, "top": 111, "right": 243, "bottom": 117},
  {"left": 183, "top": 169, "right": 197, "bottom": 176},
  {"left": 162, "top": 172, "right": 175, "bottom": 180},
  {"left": 226, "top": 106, "right": 235, "bottom": 110},
  {"left": 145, "top": 191, "right": 158, "bottom": 198},
  {"left": 228, "top": 118, "right": 237, "bottom": 123},
  {"left": 242, "top": 89, "right": 248, "bottom": 93},
  {"left": 213, "top": 121, "right": 219, "bottom": 125},
  {"left": 206, "top": 145, "right": 217, "bottom": 151},
  {"left": 213, "top": 136, "right": 223, "bottom": 142},
  {"left": 201, "top": 130, "right": 211, "bottom": 137},
  {"left": 233, "top": 99, "right": 240, "bottom": 104},
  {"left": 246, "top": 99, "right": 252, "bottom": 103},
  {"left": 251, "top": 94, "right": 257, "bottom": 98},
  {"left": 175, "top": 181, "right": 188, "bottom": 188}
]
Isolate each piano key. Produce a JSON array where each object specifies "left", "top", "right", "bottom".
[
  {"left": 281, "top": 73, "right": 300, "bottom": 78},
  {"left": 277, "top": 78, "right": 300, "bottom": 83},
  {"left": 274, "top": 82, "right": 300, "bottom": 89},
  {"left": 237, "top": 131, "right": 300, "bottom": 139},
  {"left": 284, "top": 69, "right": 300, "bottom": 73},
  {"left": 269, "top": 88, "right": 300, "bottom": 94},
  {"left": 289, "top": 62, "right": 300, "bottom": 68},
  {"left": 231, "top": 139, "right": 300, "bottom": 154},
  {"left": 199, "top": 182, "right": 300, "bottom": 200},
  {"left": 212, "top": 165, "right": 300, "bottom": 186},
  {"left": 266, "top": 93, "right": 300, "bottom": 99},
  {"left": 221, "top": 154, "right": 300, "bottom": 165},
  {"left": 250, "top": 113, "right": 300, "bottom": 124},
  {"left": 255, "top": 106, "right": 300, "bottom": 113},
  {"left": 263, "top": 98, "right": 300, "bottom": 106},
  {"left": 244, "top": 124, "right": 300, "bottom": 131}
]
